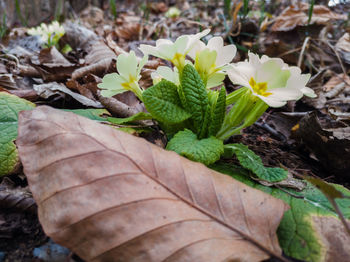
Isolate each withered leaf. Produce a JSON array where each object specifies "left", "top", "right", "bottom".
[
  {"left": 17, "top": 106, "right": 289, "bottom": 262},
  {"left": 272, "top": 3, "right": 347, "bottom": 32},
  {"left": 0, "top": 178, "right": 36, "bottom": 213},
  {"left": 296, "top": 112, "right": 350, "bottom": 175}
]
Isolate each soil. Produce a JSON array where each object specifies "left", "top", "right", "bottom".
[{"left": 0, "top": 210, "right": 46, "bottom": 262}]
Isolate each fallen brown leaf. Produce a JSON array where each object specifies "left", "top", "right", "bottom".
[
  {"left": 295, "top": 112, "right": 350, "bottom": 175},
  {"left": 38, "top": 46, "right": 73, "bottom": 66},
  {"left": 336, "top": 33, "right": 350, "bottom": 64},
  {"left": 272, "top": 3, "right": 347, "bottom": 32},
  {"left": 323, "top": 73, "right": 350, "bottom": 92},
  {"left": 17, "top": 106, "right": 289, "bottom": 262},
  {"left": 115, "top": 15, "right": 142, "bottom": 41}
]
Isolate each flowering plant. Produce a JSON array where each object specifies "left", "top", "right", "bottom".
[
  {"left": 99, "top": 29, "right": 315, "bottom": 175},
  {"left": 27, "top": 21, "right": 65, "bottom": 48}
]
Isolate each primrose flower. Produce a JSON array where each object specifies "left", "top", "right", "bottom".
[
  {"left": 165, "top": 7, "right": 181, "bottom": 18},
  {"left": 151, "top": 66, "right": 180, "bottom": 85},
  {"left": 98, "top": 51, "right": 148, "bottom": 100},
  {"left": 188, "top": 36, "right": 237, "bottom": 88},
  {"left": 27, "top": 21, "right": 65, "bottom": 47},
  {"left": 139, "top": 29, "right": 210, "bottom": 70},
  {"left": 227, "top": 52, "right": 316, "bottom": 107},
  {"left": 48, "top": 21, "right": 65, "bottom": 35}
]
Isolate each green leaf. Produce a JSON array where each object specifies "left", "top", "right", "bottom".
[
  {"left": 208, "top": 87, "right": 226, "bottom": 137},
  {"left": 0, "top": 92, "right": 35, "bottom": 176},
  {"left": 212, "top": 163, "right": 350, "bottom": 262},
  {"left": 63, "top": 109, "right": 110, "bottom": 121},
  {"left": 180, "top": 64, "right": 210, "bottom": 137},
  {"left": 143, "top": 79, "right": 191, "bottom": 124},
  {"left": 166, "top": 129, "right": 224, "bottom": 165},
  {"left": 107, "top": 112, "right": 153, "bottom": 125},
  {"left": 224, "top": 143, "right": 288, "bottom": 182}
]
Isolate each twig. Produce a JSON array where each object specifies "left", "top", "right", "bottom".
[
  {"left": 326, "top": 40, "right": 347, "bottom": 77},
  {"left": 97, "top": 91, "right": 140, "bottom": 118},
  {"left": 277, "top": 47, "right": 302, "bottom": 58},
  {"left": 297, "top": 36, "right": 310, "bottom": 68},
  {"left": 254, "top": 121, "right": 286, "bottom": 142}
]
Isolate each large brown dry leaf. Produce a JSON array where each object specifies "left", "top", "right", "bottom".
[
  {"left": 336, "top": 33, "right": 350, "bottom": 64},
  {"left": 296, "top": 112, "right": 350, "bottom": 175},
  {"left": 17, "top": 106, "right": 289, "bottom": 262},
  {"left": 271, "top": 3, "right": 347, "bottom": 32}
]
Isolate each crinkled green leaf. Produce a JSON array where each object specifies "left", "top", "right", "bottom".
[
  {"left": 166, "top": 129, "right": 224, "bottom": 165},
  {"left": 0, "top": 92, "right": 35, "bottom": 176},
  {"left": 180, "top": 64, "right": 210, "bottom": 137},
  {"left": 212, "top": 163, "right": 350, "bottom": 262},
  {"left": 208, "top": 87, "right": 226, "bottom": 137},
  {"left": 143, "top": 79, "right": 191, "bottom": 124},
  {"left": 224, "top": 143, "right": 288, "bottom": 182},
  {"left": 107, "top": 112, "right": 153, "bottom": 125},
  {"left": 63, "top": 109, "right": 110, "bottom": 121}
]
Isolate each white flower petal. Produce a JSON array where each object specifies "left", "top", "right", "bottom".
[
  {"left": 156, "top": 39, "right": 173, "bottom": 45},
  {"left": 98, "top": 73, "right": 126, "bottom": 96},
  {"left": 174, "top": 35, "right": 190, "bottom": 54},
  {"left": 248, "top": 52, "right": 261, "bottom": 68},
  {"left": 137, "top": 55, "right": 148, "bottom": 77},
  {"left": 101, "top": 88, "right": 126, "bottom": 97},
  {"left": 258, "top": 95, "right": 287, "bottom": 108},
  {"left": 117, "top": 51, "right": 138, "bottom": 79},
  {"left": 257, "top": 60, "right": 291, "bottom": 90},
  {"left": 269, "top": 87, "right": 303, "bottom": 101},
  {"left": 157, "top": 43, "right": 177, "bottom": 60},
  {"left": 227, "top": 62, "right": 254, "bottom": 87},
  {"left": 301, "top": 86, "right": 316, "bottom": 98},
  {"left": 139, "top": 44, "right": 158, "bottom": 56},
  {"left": 156, "top": 66, "right": 179, "bottom": 85},
  {"left": 216, "top": 44, "right": 237, "bottom": 66},
  {"left": 187, "top": 40, "right": 205, "bottom": 59},
  {"left": 207, "top": 72, "right": 225, "bottom": 88},
  {"left": 207, "top": 37, "right": 223, "bottom": 50}
]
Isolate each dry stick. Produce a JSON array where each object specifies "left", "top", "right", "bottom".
[
  {"left": 97, "top": 91, "right": 140, "bottom": 118},
  {"left": 278, "top": 47, "right": 302, "bottom": 58},
  {"left": 328, "top": 197, "right": 350, "bottom": 236},
  {"left": 327, "top": 41, "right": 347, "bottom": 77},
  {"left": 297, "top": 36, "right": 310, "bottom": 68},
  {"left": 224, "top": 2, "right": 243, "bottom": 39}
]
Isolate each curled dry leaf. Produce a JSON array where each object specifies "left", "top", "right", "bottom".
[
  {"left": 323, "top": 73, "right": 350, "bottom": 92},
  {"left": 34, "top": 82, "right": 103, "bottom": 108},
  {"left": 336, "top": 33, "right": 350, "bottom": 64},
  {"left": 0, "top": 178, "right": 36, "bottom": 213},
  {"left": 38, "top": 46, "right": 73, "bottom": 66},
  {"left": 63, "top": 22, "right": 99, "bottom": 52},
  {"left": 17, "top": 106, "right": 289, "bottom": 262},
  {"left": 295, "top": 112, "right": 350, "bottom": 175},
  {"left": 272, "top": 3, "right": 347, "bottom": 32},
  {"left": 115, "top": 15, "right": 142, "bottom": 42},
  {"left": 72, "top": 41, "right": 117, "bottom": 80}
]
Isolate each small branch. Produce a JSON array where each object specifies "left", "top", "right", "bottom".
[
  {"left": 297, "top": 36, "right": 310, "bottom": 68},
  {"left": 97, "top": 91, "right": 140, "bottom": 118}
]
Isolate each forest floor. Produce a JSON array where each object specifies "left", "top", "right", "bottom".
[{"left": 0, "top": 0, "right": 350, "bottom": 261}]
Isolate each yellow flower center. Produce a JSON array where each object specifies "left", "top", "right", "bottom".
[
  {"left": 173, "top": 52, "right": 183, "bottom": 62},
  {"left": 121, "top": 74, "right": 137, "bottom": 89},
  {"left": 249, "top": 77, "right": 272, "bottom": 97},
  {"left": 172, "top": 52, "right": 185, "bottom": 69}
]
